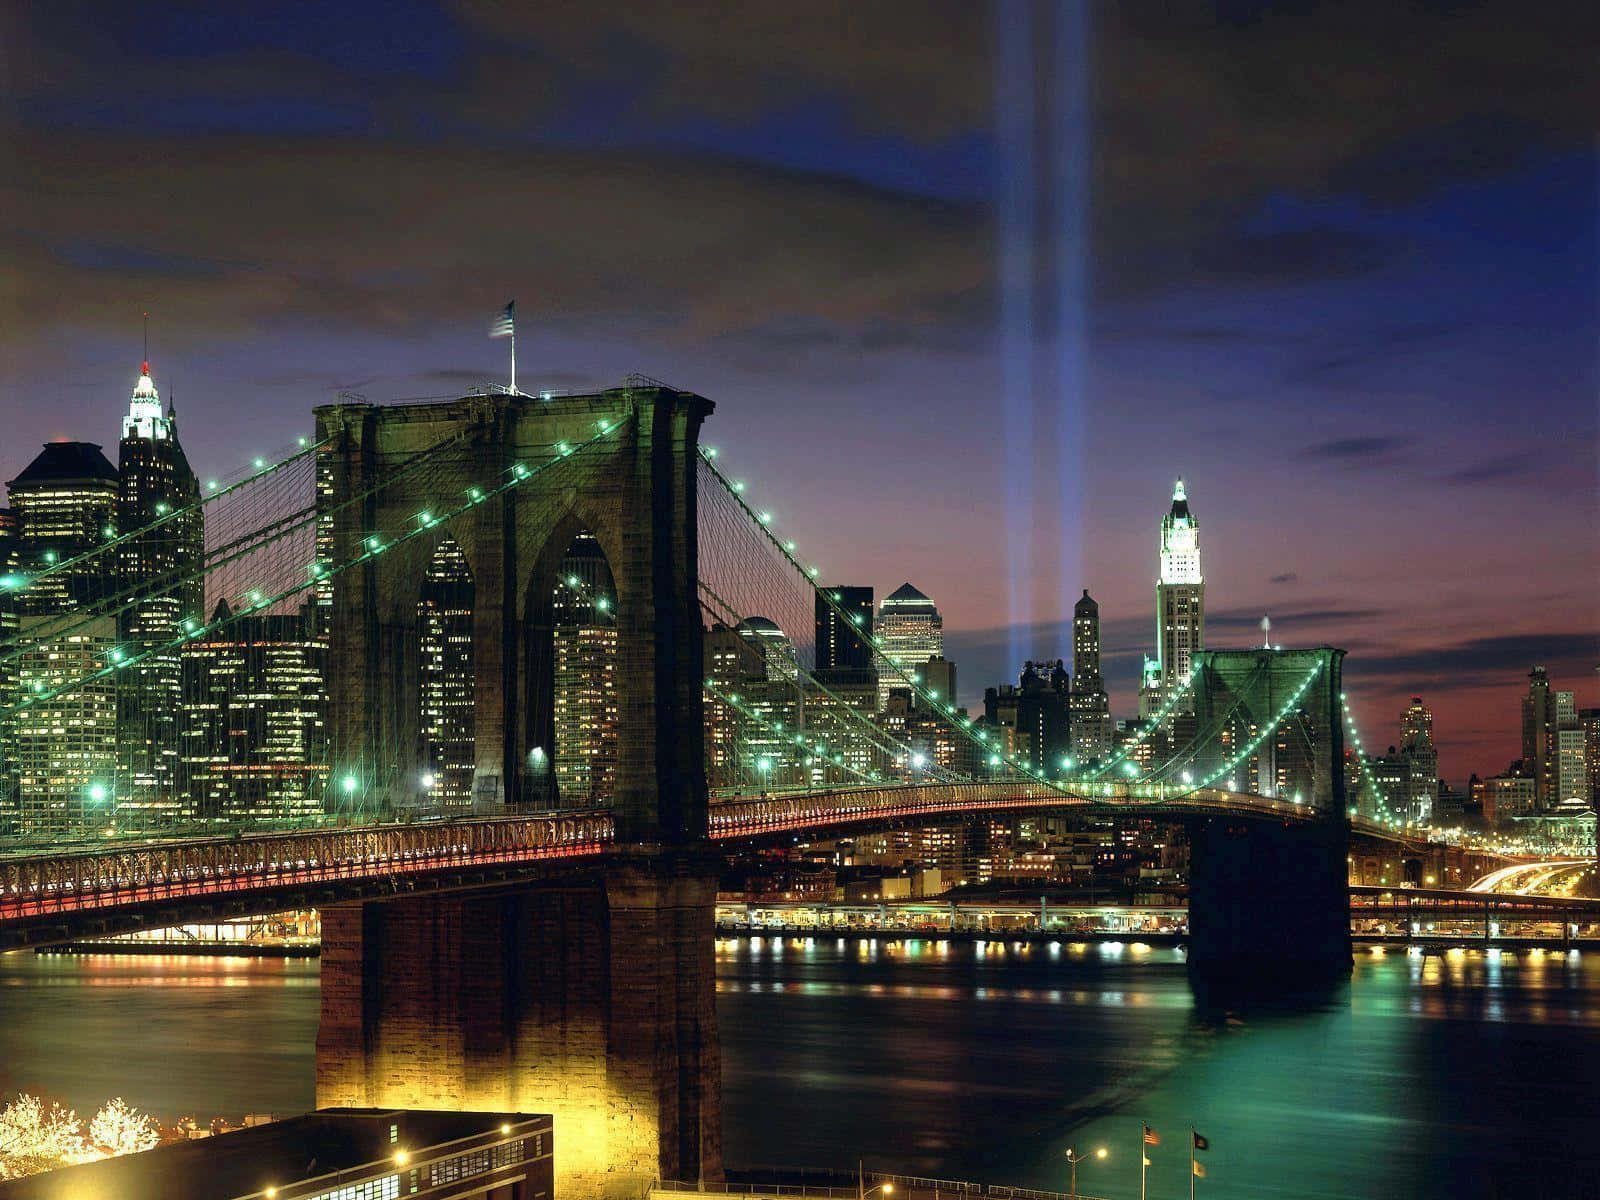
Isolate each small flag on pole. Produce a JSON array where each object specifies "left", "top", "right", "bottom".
[
  {"left": 1143, "top": 1124, "right": 1160, "bottom": 1146},
  {"left": 489, "top": 300, "right": 516, "bottom": 393},
  {"left": 489, "top": 301, "right": 515, "bottom": 339},
  {"left": 1192, "top": 1132, "right": 1209, "bottom": 1151},
  {"left": 1192, "top": 1162, "right": 1206, "bottom": 1178}
]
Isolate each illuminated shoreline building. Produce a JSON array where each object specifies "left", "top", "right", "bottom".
[
  {"left": 3, "top": 441, "right": 121, "bottom": 832},
  {"left": 876, "top": 582, "right": 943, "bottom": 711},
  {"left": 116, "top": 359, "right": 204, "bottom": 823}
]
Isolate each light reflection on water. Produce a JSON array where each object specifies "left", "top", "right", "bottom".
[
  {"left": 0, "top": 940, "right": 1596, "bottom": 1198},
  {"left": 717, "top": 936, "right": 1600, "bottom": 1199}
]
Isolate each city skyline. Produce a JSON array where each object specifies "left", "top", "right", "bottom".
[
  {"left": 6, "top": 356, "right": 1591, "bottom": 797},
  {"left": 4, "top": 5, "right": 1594, "bottom": 783}
]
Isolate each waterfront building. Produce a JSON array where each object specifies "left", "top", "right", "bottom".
[
  {"left": 551, "top": 533, "right": 617, "bottom": 806},
  {"left": 875, "top": 582, "right": 942, "bottom": 711},
  {"left": 1069, "top": 589, "right": 1113, "bottom": 763},
  {"left": 3, "top": 442, "right": 120, "bottom": 832},
  {"left": 177, "top": 599, "right": 327, "bottom": 822},
  {"left": 417, "top": 537, "right": 475, "bottom": 806},
  {"left": 116, "top": 360, "right": 204, "bottom": 822},
  {"left": 1556, "top": 726, "right": 1590, "bottom": 811},
  {"left": 1482, "top": 773, "right": 1538, "bottom": 825}
]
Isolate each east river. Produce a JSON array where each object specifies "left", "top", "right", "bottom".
[{"left": 2, "top": 939, "right": 1598, "bottom": 1199}]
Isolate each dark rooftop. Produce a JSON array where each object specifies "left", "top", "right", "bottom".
[
  {"left": 0, "top": 1108, "right": 549, "bottom": 1200},
  {"left": 7, "top": 442, "right": 119, "bottom": 489}
]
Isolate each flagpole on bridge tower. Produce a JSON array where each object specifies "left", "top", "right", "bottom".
[{"left": 489, "top": 300, "right": 517, "bottom": 394}]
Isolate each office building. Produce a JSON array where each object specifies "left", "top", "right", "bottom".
[
  {"left": 116, "top": 359, "right": 204, "bottom": 821},
  {"left": 1398, "top": 696, "right": 1439, "bottom": 823},
  {"left": 551, "top": 533, "right": 618, "bottom": 805},
  {"left": 3, "top": 442, "right": 121, "bottom": 832},
  {"left": 177, "top": 599, "right": 327, "bottom": 822},
  {"left": 418, "top": 537, "right": 476, "bottom": 805},
  {"left": 815, "top": 585, "right": 874, "bottom": 677},
  {"left": 1154, "top": 479, "right": 1204, "bottom": 689},
  {"left": 985, "top": 660, "right": 1071, "bottom": 774},
  {"left": 1069, "top": 589, "right": 1113, "bottom": 763},
  {"left": 1522, "top": 667, "right": 1558, "bottom": 807},
  {"left": 875, "top": 582, "right": 943, "bottom": 711}
]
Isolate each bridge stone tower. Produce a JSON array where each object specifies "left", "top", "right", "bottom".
[
  {"left": 312, "top": 386, "right": 720, "bottom": 1196},
  {"left": 1185, "top": 647, "right": 1352, "bottom": 988}
]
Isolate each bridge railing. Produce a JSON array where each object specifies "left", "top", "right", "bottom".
[
  {"left": 0, "top": 812, "right": 614, "bottom": 925},
  {"left": 707, "top": 781, "right": 1324, "bottom": 839}
]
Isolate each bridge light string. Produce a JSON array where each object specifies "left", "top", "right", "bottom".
[
  {"left": 696, "top": 445, "right": 1181, "bottom": 804},
  {"left": 0, "top": 436, "right": 334, "bottom": 600},
  {"left": 1137, "top": 659, "right": 1275, "bottom": 787},
  {"left": 1077, "top": 664, "right": 1202, "bottom": 781},
  {"left": 549, "top": 562, "right": 906, "bottom": 790},
  {"left": 1158, "top": 659, "right": 1326, "bottom": 801},
  {"left": 4, "top": 413, "right": 636, "bottom": 718},
  {"left": 696, "top": 577, "right": 966, "bottom": 786},
  {"left": 1340, "top": 694, "right": 1402, "bottom": 827},
  {"left": 0, "top": 432, "right": 469, "bottom": 673}
]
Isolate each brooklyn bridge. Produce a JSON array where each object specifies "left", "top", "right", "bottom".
[{"left": 0, "top": 382, "right": 1550, "bottom": 1195}]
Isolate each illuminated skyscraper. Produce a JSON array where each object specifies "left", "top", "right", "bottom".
[
  {"left": 4, "top": 441, "right": 121, "bottom": 832},
  {"left": 1399, "top": 696, "right": 1438, "bottom": 822},
  {"left": 1155, "top": 479, "right": 1204, "bottom": 688},
  {"left": 551, "top": 533, "right": 618, "bottom": 805},
  {"left": 875, "top": 582, "right": 942, "bottom": 711},
  {"left": 178, "top": 599, "right": 327, "bottom": 821},
  {"left": 418, "top": 538, "right": 475, "bottom": 806},
  {"left": 1069, "top": 589, "right": 1112, "bottom": 763},
  {"left": 116, "top": 359, "right": 204, "bottom": 822},
  {"left": 0, "top": 511, "right": 17, "bottom": 821}
]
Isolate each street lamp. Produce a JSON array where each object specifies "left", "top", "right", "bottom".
[
  {"left": 856, "top": 1162, "right": 894, "bottom": 1200},
  {"left": 1064, "top": 1146, "right": 1107, "bottom": 1200}
]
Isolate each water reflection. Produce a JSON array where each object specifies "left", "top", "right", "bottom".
[{"left": 0, "top": 940, "right": 1596, "bottom": 1198}]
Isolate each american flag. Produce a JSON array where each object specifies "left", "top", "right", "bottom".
[
  {"left": 1143, "top": 1124, "right": 1160, "bottom": 1146},
  {"left": 489, "top": 300, "right": 515, "bottom": 339}
]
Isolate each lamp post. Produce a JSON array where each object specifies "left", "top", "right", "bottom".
[
  {"left": 857, "top": 1162, "right": 894, "bottom": 1200},
  {"left": 1065, "top": 1146, "right": 1107, "bottom": 1200}
]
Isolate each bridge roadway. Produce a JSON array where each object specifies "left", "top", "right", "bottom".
[{"left": 0, "top": 781, "right": 1506, "bottom": 949}]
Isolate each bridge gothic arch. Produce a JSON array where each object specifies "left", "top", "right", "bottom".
[{"left": 315, "top": 384, "right": 713, "bottom": 843}]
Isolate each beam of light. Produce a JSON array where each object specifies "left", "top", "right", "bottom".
[
  {"left": 1054, "top": 0, "right": 1091, "bottom": 610},
  {"left": 995, "top": 0, "right": 1036, "bottom": 672}
]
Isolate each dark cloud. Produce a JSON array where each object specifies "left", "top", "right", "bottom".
[
  {"left": 1298, "top": 436, "right": 1412, "bottom": 461},
  {"left": 1443, "top": 453, "right": 1538, "bottom": 486},
  {"left": 1350, "top": 632, "right": 1600, "bottom": 690},
  {"left": 1205, "top": 605, "right": 1385, "bottom": 633},
  {"left": 1184, "top": 228, "right": 1392, "bottom": 285}
]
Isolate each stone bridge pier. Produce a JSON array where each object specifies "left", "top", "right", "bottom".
[
  {"left": 314, "top": 386, "right": 721, "bottom": 1197},
  {"left": 1184, "top": 647, "right": 1352, "bottom": 990},
  {"left": 1186, "top": 814, "right": 1351, "bottom": 989},
  {"left": 316, "top": 852, "right": 721, "bottom": 1199}
]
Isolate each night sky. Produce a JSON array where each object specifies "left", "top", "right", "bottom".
[{"left": 3, "top": 2, "right": 1596, "bottom": 782}]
